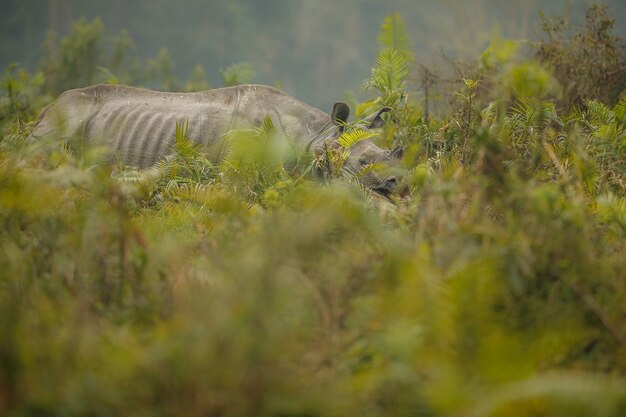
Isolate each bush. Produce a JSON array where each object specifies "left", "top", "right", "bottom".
[{"left": 535, "top": 4, "right": 626, "bottom": 110}]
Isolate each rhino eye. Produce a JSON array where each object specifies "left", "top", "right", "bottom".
[{"left": 359, "top": 157, "right": 369, "bottom": 166}]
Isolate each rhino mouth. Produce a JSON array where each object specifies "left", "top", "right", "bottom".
[
  {"left": 371, "top": 177, "right": 397, "bottom": 198},
  {"left": 373, "top": 186, "right": 393, "bottom": 197}
]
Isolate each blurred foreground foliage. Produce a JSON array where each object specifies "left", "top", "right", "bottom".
[{"left": 1, "top": 6, "right": 626, "bottom": 417}]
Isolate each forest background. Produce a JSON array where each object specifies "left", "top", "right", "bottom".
[{"left": 2, "top": 0, "right": 625, "bottom": 108}]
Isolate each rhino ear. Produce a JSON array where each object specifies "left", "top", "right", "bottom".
[
  {"left": 331, "top": 102, "right": 350, "bottom": 127},
  {"left": 365, "top": 107, "right": 391, "bottom": 128}
]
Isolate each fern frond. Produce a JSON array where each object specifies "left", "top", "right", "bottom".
[
  {"left": 510, "top": 98, "right": 560, "bottom": 132},
  {"left": 168, "top": 183, "right": 213, "bottom": 210},
  {"left": 175, "top": 120, "right": 189, "bottom": 142},
  {"left": 613, "top": 94, "right": 626, "bottom": 129},
  {"left": 337, "top": 129, "right": 375, "bottom": 148},
  {"left": 362, "top": 48, "right": 410, "bottom": 97},
  {"left": 355, "top": 99, "right": 382, "bottom": 119},
  {"left": 260, "top": 115, "right": 275, "bottom": 137},
  {"left": 377, "top": 14, "right": 412, "bottom": 51},
  {"left": 173, "top": 120, "right": 205, "bottom": 161},
  {"left": 585, "top": 100, "right": 614, "bottom": 126},
  {"left": 597, "top": 193, "right": 626, "bottom": 233}
]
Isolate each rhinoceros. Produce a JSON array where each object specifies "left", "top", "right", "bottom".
[{"left": 31, "top": 83, "right": 400, "bottom": 194}]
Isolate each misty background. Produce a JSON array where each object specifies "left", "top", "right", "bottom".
[{"left": 1, "top": 0, "right": 625, "bottom": 109}]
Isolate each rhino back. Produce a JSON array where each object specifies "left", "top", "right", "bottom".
[
  {"left": 33, "top": 84, "right": 332, "bottom": 168},
  {"left": 84, "top": 86, "right": 236, "bottom": 167}
]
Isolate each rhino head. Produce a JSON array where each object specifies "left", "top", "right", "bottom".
[{"left": 316, "top": 102, "right": 404, "bottom": 196}]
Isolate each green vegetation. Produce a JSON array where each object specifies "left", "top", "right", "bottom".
[{"left": 1, "top": 6, "right": 625, "bottom": 417}]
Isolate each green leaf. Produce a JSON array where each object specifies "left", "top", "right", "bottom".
[
  {"left": 362, "top": 48, "right": 410, "bottom": 97},
  {"left": 377, "top": 14, "right": 412, "bottom": 52},
  {"left": 260, "top": 115, "right": 275, "bottom": 137},
  {"left": 511, "top": 98, "right": 559, "bottom": 130},
  {"left": 174, "top": 120, "right": 202, "bottom": 159},
  {"left": 613, "top": 94, "right": 626, "bottom": 129},
  {"left": 337, "top": 129, "right": 375, "bottom": 148},
  {"left": 354, "top": 99, "right": 381, "bottom": 118},
  {"left": 586, "top": 99, "right": 613, "bottom": 127},
  {"left": 597, "top": 193, "right": 626, "bottom": 233}
]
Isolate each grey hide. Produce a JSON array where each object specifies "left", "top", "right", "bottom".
[{"left": 31, "top": 84, "right": 400, "bottom": 194}]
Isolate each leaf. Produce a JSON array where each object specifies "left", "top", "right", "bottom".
[
  {"left": 173, "top": 120, "right": 204, "bottom": 160},
  {"left": 511, "top": 98, "right": 560, "bottom": 131},
  {"left": 354, "top": 99, "right": 382, "bottom": 119},
  {"left": 377, "top": 14, "right": 412, "bottom": 52},
  {"left": 260, "top": 115, "right": 275, "bottom": 137},
  {"left": 585, "top": 99, "right": 614, "bottom": 127},
  {"left": 362, "top": 48, "right": 410, "bottom": 96},
  {"left": 597, "top": 193, "right": 626, "bottom": 233},
  {"left": 337, "top": 129, "right": 375, "bottom": 148},
  {"left": 613, "top": 94, "right": 626, "bottom": 129}
]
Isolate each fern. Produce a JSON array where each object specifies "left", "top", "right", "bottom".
[
  {"left": 354, "top": 99, "right": 382, "bottom": 119},
  {"left": 363, "top": 49, "right": 410, "bottom": 99},
  {"left": 173, "top": 121, "right": 201, "bottom": 159},
  {"left": 121, "top": 120, "right": 219, "bottom": 207},
  {"left": 585, "top": 99, "right": 614, "bottom": 127},
  {"left": 165, "top": 182, "right": 213, "bottom": 212},
  {"left": 613, "top": 94, "right": 626, "bottom": 130},
  {"left": 337, "top": 129, "right": 375, "bottom": 148},
  {"left": 218, "top": 122, "right": 295, "bottom": 203},
  {"left": 510, "top": 98, "right": 560, "bottom": 132},
  {"left": 260, "top": 115, "right": 275, "bottom": 137},
  {"left": 597, "top": 194, "right": 626, "bottom": 234},
  {"left": 362, "top": 14, "right": 412, "bottom": 108},
  {"left": 377, "top": 14, "right": 412, "bottom": 51}
]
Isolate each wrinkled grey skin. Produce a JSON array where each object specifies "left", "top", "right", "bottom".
[{"left": 31, "top": 83, "right": 400, "bottom": 194}]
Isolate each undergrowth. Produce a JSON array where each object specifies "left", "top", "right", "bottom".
[{"left": 0, "top": 6, "right": 625, "bottom": 417}]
